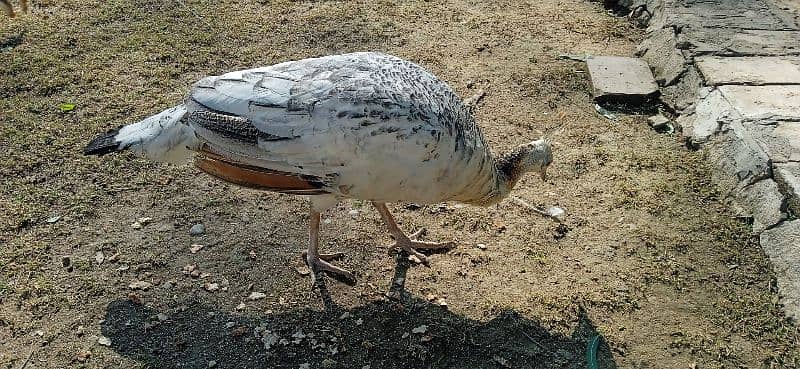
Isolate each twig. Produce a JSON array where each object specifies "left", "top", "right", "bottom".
[
  {"left": 18, "top": 350, "right": 34, "bottom": 369},
  {"left": 510, "top": 196, "right": 550, "bottom": 217}
]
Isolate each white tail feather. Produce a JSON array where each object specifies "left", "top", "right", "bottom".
[{"left": 115, "top": 105, "right": 198, "bottom": 164}]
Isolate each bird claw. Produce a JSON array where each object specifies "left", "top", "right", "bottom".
[
  {"left": 302, "top": 251, "right": 354, "bottom": 285},
  {"left": 390, "top": 231, "right": 455, "bottom": 266}
]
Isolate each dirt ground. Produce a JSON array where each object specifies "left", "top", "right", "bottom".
[{"left": 1, "top": 0, "right": 799, "bottom": 368}]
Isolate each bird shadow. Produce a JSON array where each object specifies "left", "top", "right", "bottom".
[{"left": 101, "top": 256, "right": 618, "bottom": 369}]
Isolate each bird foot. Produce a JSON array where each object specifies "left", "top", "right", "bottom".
[
  {"left": 390, "top": 229, "right": 455, "bottom": 265},
  {"left": 303, "top": 251, "right": 354, "bottom": 283}
]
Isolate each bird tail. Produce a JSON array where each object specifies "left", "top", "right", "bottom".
[{"left": 84, "top": 105, "right": 198, "bottom": 164}]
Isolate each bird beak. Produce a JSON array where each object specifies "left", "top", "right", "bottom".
[{"left": 540, "top": 169, "right": 547, "bottom": 181}]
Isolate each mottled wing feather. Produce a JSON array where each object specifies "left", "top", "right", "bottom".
[{"left": 185, "top": 52, "right": 494, "bottom": 202}]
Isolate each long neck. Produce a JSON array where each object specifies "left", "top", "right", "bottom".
[
  {"left": 456, "top": 147, "right": 527, "bottom": 206},
  {"left": 494, "top": 146, "right": 527, "bottom": 196}
]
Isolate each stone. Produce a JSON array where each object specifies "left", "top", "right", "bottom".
[
  {"left": 719, "top": 85, "right": 800, "bottom": 122},
  {"left": 659, "top": 0, "right": 796, "bottom": 31},
  {"left": 647, "top": 114, "right": 670, "bottom": 130},
  {"left": 637, "top": 27, "right": 686, "bottom": 86},
  {"left": 586, "top": 56, "right": 659, "bottom": 103},
  {"left": 248, "top": 292, "right": 266, "bottom": 300},
  {"left": 683, "top": 89, "right": 739, "bottom": 145},
  {"left": 659, "top": 64, "right": 702, "bottom": 113},
  {"left": 733, "top": 179, "right": 786, "bottom": 234},
  {"left": 743, "top": 122, "right": 800, "bottom": 163},
  {"left": 189, "top": 223, "right": 205, "bottom": 236},
  {"left": 696, "top": 56, "right": 800, "bottom": 85},
  {"left": 128, "top": 281, "right": 153, "bottom": 290},
  {"left": 679, "top": 28, "right": 800, "bottom": 56},
  {"left": 760, "top": 220, "right": 800, "bottom": 320},
  {"left": 774, "top": 163, "right": 800, "bottom": 213},
  {"left": 707, "top": 128, "right": 771, "bottom": 193}
]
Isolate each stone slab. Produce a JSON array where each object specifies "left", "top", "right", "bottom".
[
  {"left": 734, "top": 179, "right": 787, "bottom": 234},
  {"left": 637, "top": 28, "right": 686, "bottom": 86},
  {"left": 760, "top": 220, "right": 800, "bottom": 320},
  {"left": 659, "top": 64, "right": 702, "bottom": 113},
  {"left": 719, "top": 85, "right": 800, "bottom": 122},
  {"left": 678, "top": 28, "right": 800, "bottom": 56},
  {"left": 586, "top": 56, "right": 659, "bottom": 102},
  {"left": 684, "top": 88, "right": 739, "bottom": 145},
  {"left": 747, "top": 122, "right": 800, "bottom": 163},
  {"left": 656, "top": 0, "right": 798, "bottom": 31},
  {"left": 696, "top": 56, "right": 800, "bottom": 85},
  {"left": 775, "top": 163, "right": 800, "bottom": 214}
]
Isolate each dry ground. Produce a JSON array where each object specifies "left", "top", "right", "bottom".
[{"left": 2, "top": 0, "right": 799, "bottom": 368}]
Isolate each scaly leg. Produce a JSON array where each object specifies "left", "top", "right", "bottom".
[
  {"left": 372, "top": 202, "right": 455, "bottom": 264},
  {"left": 305, "top": 205, "right": 354, "bottom": 283}
]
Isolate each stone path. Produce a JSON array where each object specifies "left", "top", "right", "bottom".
[{"left": 615, "top": 0, "right": 800, "bottom": 319}]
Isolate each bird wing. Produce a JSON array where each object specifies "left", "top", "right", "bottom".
[{"left": 186, "top": 52, "right": 489, "bottom": 201}]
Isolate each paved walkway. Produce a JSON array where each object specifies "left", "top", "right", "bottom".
[{"left": 618, "top": 0, "right": 800, "bottom": 319}]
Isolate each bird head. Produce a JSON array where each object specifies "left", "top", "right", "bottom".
[{"left": 518, "top": 138, "right": 553, "bottom": 181}]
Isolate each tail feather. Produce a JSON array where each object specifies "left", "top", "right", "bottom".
[
  {"left": 84, "top": 105, "right": 197, "bottom": 164},
  {"left": 83, "top": 127, "right": 124, "bottom": 156}
]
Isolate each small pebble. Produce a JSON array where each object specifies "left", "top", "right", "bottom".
[
  {"left": 94, "top": 251, "right": 105, "bottom": 264},
  {"left": 97, "top": 336, "right": 111, "bottom": 346},
  {"left": 189, "top": 223, "right": 205, "bottom": 236},
  {"left": 236, "top": 302, "right": 246, "bottom": 310},
  {"left": 355, "top": 318, "right": 363, "bottom": 326},
  {"left": 46, "top": 215, "right": 61, "bottom": 223},
  {"left": 248, "top": 292, "right": 267, "bottom": 300},
  {"left": 190, "top": 244, "right": 204, "bottom": 254},
  {"left": 203, "top": 282, "right": 219, "bottom": 292},
  {"left": 412, "top": 325, "right": 428, "bottom": 334},
  {"left": 128, "top": 281, "right": 152, "bottom": 290},
  {"left": 157, "top": 313, "right": 168, "bottom": 322},
  {"left": 207, "top": 360, "right": 217, "bottom": 368},
  {"left": 347, "top": 209, "right": 360, "bottom": 218},
  {"left": 225, "top": 322, "right": 236, "bottom": 329},
  {"left": 476, "top": 243, "right": 487, "bottom": 250}
]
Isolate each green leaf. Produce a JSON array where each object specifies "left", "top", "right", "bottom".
[{"left": 59, "top": 103, "right": 76, "bottom": 112}]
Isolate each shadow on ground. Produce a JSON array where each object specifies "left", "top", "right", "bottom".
[{"left": 101, "top": 257, "right": 617, "bottom": 369}]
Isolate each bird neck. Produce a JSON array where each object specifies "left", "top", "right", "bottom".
[
  {"left": 455, "top": 147, "right": 527, "bottom": 206},
  {"left": 492, "top": 146, "right": 528, "bottom": 199}
]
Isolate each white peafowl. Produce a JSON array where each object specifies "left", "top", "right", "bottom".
[{"left": 84, "top": 52, "right": 553, "bottom": 283}]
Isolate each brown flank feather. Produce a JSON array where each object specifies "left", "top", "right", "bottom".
[{"left": 195, "top": 146, "right": 327, "bottom": 195}]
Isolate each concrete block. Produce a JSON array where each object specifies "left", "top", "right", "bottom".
[
  {"left": 734, "top": 179, "right": 787, "bottom": 234},
  {"left": 696, "top": 56, "right": 800, "bottom": 85},
  {"left": 775, "top": 163, "right": 800, "bottom": 214},
  {"left": 637, "top": 28, "right": 686, "bottom": 86},
  {"left": 760, "top": 220, "right": 800, "bottom": 320},
  {"left": 679, "top": 28, "right": 800, "bottom": 56},
  {"left": 719, "top": 85, "right": 800, "bottom": 122},
  {"left": 586, "top": 56, "right": 659, "bottom": 103}
]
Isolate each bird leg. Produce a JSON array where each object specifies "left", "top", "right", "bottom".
[
  {"left": 305, "top": 209, "right": 354, "bottom": 282},
  {"left": 372, "top": 202, "right": 455, "bottom": 265}
]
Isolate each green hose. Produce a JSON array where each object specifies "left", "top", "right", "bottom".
[{"left": 586, "top": 334, "right": 602, "bottom": 369}]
